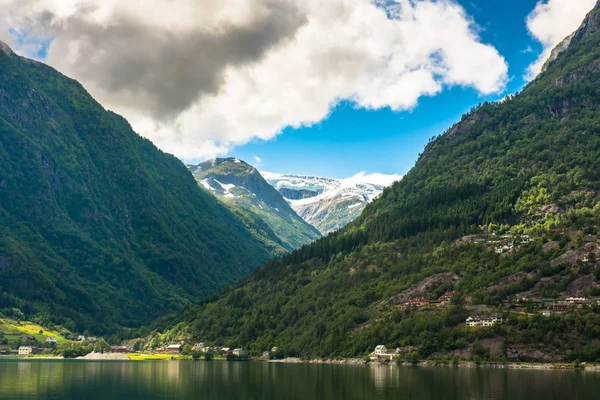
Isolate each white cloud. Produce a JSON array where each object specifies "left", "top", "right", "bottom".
[
  {"left": 253, "top": 156, "right": 263, "bottom": 167},
  {"left": 342, "top": 172, "right": 402, "bottom": 187},
  {"left": 1, "top": 0, "right": 508, "bottom": 160},
  {"left": 525, "top": 0, "right": 596, "bottom": 79}
]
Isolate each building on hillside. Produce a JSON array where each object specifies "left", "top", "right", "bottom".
[
  {"left": 20, "top": 335, "right": 35, "bottom": 343},
  {"left": 438, "top": 292, "right": 455, "bottom": 306},
  {"left": 87, "top": 337, "right": 98, "bottom": 343},
  {"left": 111, "top": 346, "right": 128, "bottom": 353},
  {"left": 551, "top": 304, "right": 568, "bottom": 312},
  {"left": 31, "top": 348, "right": 43, "bottom": 355},
  {"left": 566, "top": 297, "right": 586, "bottom": 304},
  {"left": 374, "top": 345, "right": 388, "bottom": 355},
  {"left": 18, "top": 346, "right": 33, "bottom": 356},
  {"left": 406, "top": 298, "right": 430, "bottom": 308},
  {"left": 221, "top": 347, "right": 232, "bottom": 355},
  {"left": 166, "top": 344, "right": 182, "bottom": 354},
  {"left": 46, "top": 337, "right": 57, "bottom": 344},
  {"left": 262, "top": 351, "right": 270, "bottom": 358},
  {"left": 466, "top": 314, "right": 503, "bottom": 327},
  {"left": 233, "top": 348, "right": 246, "bottom": 357},
  {"left": 77, "top": 335, "right": 86, "bottom": 342}
]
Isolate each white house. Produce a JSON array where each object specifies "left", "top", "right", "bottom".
[
  {"left": 233, "top": 348, "right": 246, "bottom": 357},
  {"left": 77, "top": 335, "right": 86, "bottom": 342},
  {"left": 18, "top": 346, "right": 33, "bottom": 356},
  {"left": 46, "top": 337, "right": 57, "bottom": 344},
  {"left": 374, "top": 345, "right": 388, "bottom": 355},
  {"left": 466, "top": 314, "right": 503, "bottom": 327}
]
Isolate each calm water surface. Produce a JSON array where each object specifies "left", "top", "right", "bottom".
[{"left": 0, "top": 360, "right": 598, "bottom": 399}]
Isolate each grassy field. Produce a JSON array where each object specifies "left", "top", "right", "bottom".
[{"left": 0, "top": 318, "right": 70, "bottom": 348}]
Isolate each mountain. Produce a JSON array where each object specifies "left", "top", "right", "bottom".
[
  {"left": 187, "top": 158, "right": 321, "bottom": 251},
  {"left": 154, "top": 3, "right": 600, "bottom": 363},
  {"left": 263, "top": 173, "right": 396, "bottom": 234},
  {"left": 0, "top": 42, "right": 278, "bottom": 333}
]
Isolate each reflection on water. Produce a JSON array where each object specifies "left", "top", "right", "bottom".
[{"left": 0, "top": 360, "right": 599, "bottom": 400}]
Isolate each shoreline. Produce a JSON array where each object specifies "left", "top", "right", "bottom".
[
  {"left": 267, "top": 357, "right": 600, "bottom": 371},
  {"left": 3, "top": 355, "right": 599, "bottom": 371}
]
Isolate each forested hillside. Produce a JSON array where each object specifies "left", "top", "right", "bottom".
[
  {"left": 154, "top": 3, "right": 600, "bottom": 363},
  {"left": 0, "top": 42, "right": 278, "bottom": 333},
  {"left": 188, "top": 158, "right": 321, "bottom": 252}
]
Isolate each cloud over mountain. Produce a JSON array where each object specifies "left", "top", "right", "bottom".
[
  {"left": 526, "top": 0, "right": 597, "bottom": 79},
  {"left": 1, "top": 0, "right": 508, "bottom": 160}
]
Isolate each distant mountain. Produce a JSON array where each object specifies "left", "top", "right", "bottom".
[
  {"left": 188, "top": 159, "right": 321, "bottom": 251},
  {"left": 263, "top": 173, "right": 399, "bottom": 234},
  {"left": 0, "top": 42, "right": 276, "bottom": 333}
]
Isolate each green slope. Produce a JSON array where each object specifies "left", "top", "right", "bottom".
[
  {"left": 189, "top": 158, "right": 321, "bottom": 251},
  {"left": 0, "top": 43, "right": 277, "bottom": 333},
  {"left": 155, "top": 3, "right": 600, "bottom": 362}
]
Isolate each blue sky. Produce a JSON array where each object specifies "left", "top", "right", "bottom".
[
  {"left": 3, "top": 0, "right": 594, "bottom": 180},
  {"left": 231, "top": 0, "right": 544, "bottom": 178}
]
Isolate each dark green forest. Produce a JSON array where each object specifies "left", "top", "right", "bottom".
[
  {"left": 151, "top": 4, "right": 600, "bottom": 363},
  {"left": 0, "top": 44, "right": 282, "bottom": 333}
]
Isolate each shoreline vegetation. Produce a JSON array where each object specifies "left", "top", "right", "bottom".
[{"left": 3, "top": 353, "right": 600, "bottom": 372}]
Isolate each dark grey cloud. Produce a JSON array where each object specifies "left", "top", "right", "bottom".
[{"left": 39, "top": 1, "right": 306, "bottom": 119}]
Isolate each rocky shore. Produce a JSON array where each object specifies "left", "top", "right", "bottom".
[{"left": 268, "top": 357, "right": 600, "bottom": 371}]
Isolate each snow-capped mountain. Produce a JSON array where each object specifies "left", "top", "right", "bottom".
[
  {"left": 263, "top": 172, "right": 401, "bottom": 234},
  {"left": 188, "top": 158, "right": 321, "bottom": 251}
]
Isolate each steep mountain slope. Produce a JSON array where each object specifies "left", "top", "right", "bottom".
[
  {"left": 264, "top": 173, "right": 395, "bottom": 234},
  {"left": 0, "top": 42, "right": 276, "bottom": 333},
  {"left": 156, "top": 3, "right": 600, "bottom": 362},
  {"left": 188, "top": 158, "right": 321, "bottom": 251}
]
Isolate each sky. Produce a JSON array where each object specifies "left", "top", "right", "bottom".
[{"left": 0, "top": 0, "right": 596, "bottom": 179}]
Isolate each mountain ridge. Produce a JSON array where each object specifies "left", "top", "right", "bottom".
[
  {"left": 263, "top": 172, "right": 399, "bottom": 234},
  {"left": 0, "top": 42, "right": 275, "bottom": 333},
  {"left": 188, "top": 158, "right": 321, "bottom": 251}
]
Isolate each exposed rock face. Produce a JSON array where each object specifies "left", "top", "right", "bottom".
[
  {"left": 551, "top": 243, "right": 600, "bottom": 266},
  {"left": 389, "top": 272, "right": 459, "bottom": 304},
  {"left": 571, "top": 2, "right": 600, "bottom": 45},
  {"left": 278, "top": 188, "right": 319, "bottom": 200},
  {"left": 506, "top": 346, "right": 564, "bottom": 363},
  {"left": 541, "top": 241, "right": 560, "bottom": 252},
  {"left": 538, "top": 203, "right": 559, "bottom": 214},
  {"left": 566, "top": 274, "right": 596, "bottom": 296},
  {"left": 542, "top": 33, "right": 575, "bottom": 73}
]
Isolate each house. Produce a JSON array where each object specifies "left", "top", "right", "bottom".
[
  {"left": 166, "top": 344, "right": 182, "bottom": 354},
  {"left": 466, "top": 314, "right": 503, "bottom": 327},
  {"left": 406, "top": 298, "right": 430, "bottom": 308},
  {"left": 221, "top": 347, "right": 232, "bottom": 355},
  {"left": 271, "top": 347, "right": 278, "bottom": 353},
  {"left": 233, "top": 348, "right": 246, "bottom": 357},
  {"left": 46, "top": 337, "right": 57, "bottom": 344},
  {"left": 374, "top": 345, "right": 388, "bottom": 355},
  {"left": 31, "top": 348, "right": 44, "bottom": 355},
  {"left": 551, "top": 304, "right": 568, "bottom": 312},
  {"left": 566, "top": 297, "right": 586, "bottom": 304},
  {"left": 18, "top": 346, "right": 33, "bottom": 356},
  {"left": 20, "top": 335, "right": 35, "bottom": 343},
  {"left": 262, "top": 351, "right": 270, "bottom": 358},
  {"left": 87, "top": 337, "right": 98, "bottom": 343},
  {"left": 111, "top": 346, "right": 128, "bottom": 353},
  {"left": 438, "top": 292, "right": 455, "bottom": 306},
  {"left": 77, "top": 335, "right": 86, "bottom": 342}
]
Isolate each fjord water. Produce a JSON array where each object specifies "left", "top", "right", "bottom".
[{"left": 1, "top": 361, "right": 599, "bottom": 400}]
